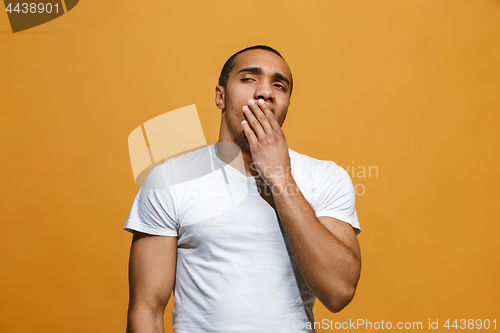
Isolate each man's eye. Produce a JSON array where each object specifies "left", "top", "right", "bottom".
[
  {"left": 241, "top": 78, "right": 254, "bottom": 82},
  {"left": 274, "top": 83, "right": 286, "bottom": 91}
]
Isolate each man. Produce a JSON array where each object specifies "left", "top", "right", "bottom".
[{"left": 124, "top": 45, "right": 361, "bottom": 333}]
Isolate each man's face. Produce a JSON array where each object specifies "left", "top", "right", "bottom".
[{"left": 216, "top": 49, "right": 292, "bottom": 152}]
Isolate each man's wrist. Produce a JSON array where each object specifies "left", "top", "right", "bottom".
[{"left": 270, "top": 176, "right": 300, "bottom": 197}]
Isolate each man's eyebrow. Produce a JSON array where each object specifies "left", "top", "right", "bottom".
[
  {"left": 237, "top": 66, "right": 262, "bottom": 75},
  {"left": 274, "top": 72, "right": 291, "bottom": 86},
  {"left": 237, "top": 66, "right": 291, "bottom": 86}
]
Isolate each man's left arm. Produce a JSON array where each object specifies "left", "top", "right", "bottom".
[
  {"left": 273, "top": 180, "right": 361, "bottom": 313},
  {"left": 241, "top": 98, "right": 361, "bottom": 313}
]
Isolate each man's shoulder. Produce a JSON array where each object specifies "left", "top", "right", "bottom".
[
  {"left": 141, "top": 145, "right": 211, "bottom": 187},
  {"left": 288, "top": 147, "right": 354, "bottom": 193},
  {"left": 162, "top": 145, "right": 213, "bottom": 185},
  {"left": 167, "top": 144, "right": 211, "bottom": 166},
  {"left": 288, "top": 147, "right": 342, "bottom": 174}
]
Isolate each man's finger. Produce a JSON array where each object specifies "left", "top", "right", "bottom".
[
  {"left": 257, "top": 99, "right": 282, "bottom": 133},
  {"left": 248, "top": 99, "right": 274, "bottom": 135},
  {"left": 241, "top": 119, "right": 258, "bottom": 144},
  {"left": 243, "top": 105, "right": 265, "bottom": 139}
]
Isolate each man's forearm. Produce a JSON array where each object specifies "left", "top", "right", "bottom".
[
  {"left": 271, "top": 178, "right": 361, "bottom": 312},
  {"left": 127, "top": 305, "right": 165, "bottom": 333}
]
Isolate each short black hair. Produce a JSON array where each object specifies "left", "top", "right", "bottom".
[{"left": 218, "top": 45, "right": 293, "bottom": 96}]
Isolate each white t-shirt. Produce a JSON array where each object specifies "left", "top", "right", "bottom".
[{"left": 124, "top": 143, "right": 360, "bottom": 333}]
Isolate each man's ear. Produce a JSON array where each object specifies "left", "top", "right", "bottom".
[{"left": 215, "top": 85, "right": 225, "bottom": 110}]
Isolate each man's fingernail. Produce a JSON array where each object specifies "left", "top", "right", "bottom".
[
  {"left": 258, "top": 99, "right": 265, "bottom": 105},
  {"left": 248, "top": 99, "right": 255, "bottom": 105}
]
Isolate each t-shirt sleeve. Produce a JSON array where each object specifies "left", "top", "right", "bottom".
[
  {"left": 123, "top": 161, "right": 179, "bottom": 237},
  {"left": 314, "top": 163, "right": 361, "bottom": 235}
]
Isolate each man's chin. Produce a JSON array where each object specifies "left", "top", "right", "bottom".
[
  {"left": 237, "top": 142, "right": 251, "bottom": 153},
  {"left": 236, "top": 134, "right": 251, "bottom": 152}
]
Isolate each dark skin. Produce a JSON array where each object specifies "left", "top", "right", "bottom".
[{"left": 216, "top": 49, "right": 361, "bottom": 312}]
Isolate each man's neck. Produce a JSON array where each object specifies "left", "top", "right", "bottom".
[{"left": 215, "top": 141, "right": 260, "bottom": 178}]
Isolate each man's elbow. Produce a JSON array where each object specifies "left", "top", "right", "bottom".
[{"left": 323, "top": 285, "right": 357, "bottom": 313}]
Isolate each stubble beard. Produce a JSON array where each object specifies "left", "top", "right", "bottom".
[{"left": 224, "top": 94, "right": 251, "bottom": 153}]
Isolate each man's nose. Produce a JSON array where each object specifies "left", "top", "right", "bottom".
[{"left": 254, "top": 80, "right": 274, "bottom": 103}]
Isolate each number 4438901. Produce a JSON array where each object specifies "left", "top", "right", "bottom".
[
  {"left": 444, "top": 319, "right": 496, "bottom": 329},
  {"left": 5, "top": 3, "right": 60, "bottom": 14}
]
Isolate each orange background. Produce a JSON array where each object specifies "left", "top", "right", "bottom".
[{"left": 1, "top": 0, "right": 499, "bottom": 332}]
